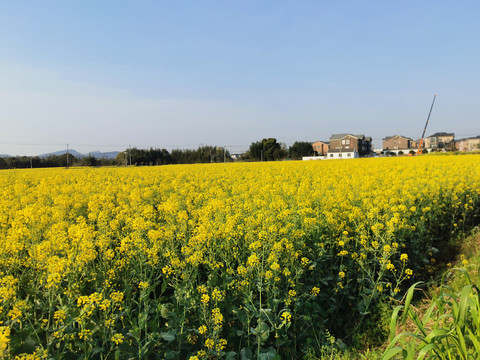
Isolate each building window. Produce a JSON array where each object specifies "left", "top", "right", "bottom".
[
  {"left": 346, "top": 139, "right": 350, "bottom": 145},
  {"left": 347, "top": 153, "right": 351, "bottom": 157},
  {"left": 330, "top": 154, "right": 333, "bottom": 158},
  {"left": 339, "top": 154, "right": 342, "bottom": 157}
]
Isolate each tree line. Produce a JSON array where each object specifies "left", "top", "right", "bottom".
[
  {"left": 0, "top": 146, "right": 233, "bottom": 169},
  {"left": 242, "top": 138, "right": 315, "bottom": 161},
  {"left": 0, "top": 154, "right": 105, "bottom": 169},
  {"left": 0, "top": 140, "right": 316, "bottom": 169},
  {"left": 115, "top": 146, "right": 233, "bottom": 166}
]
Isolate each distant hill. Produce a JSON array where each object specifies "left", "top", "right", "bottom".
[
  {"left": 87, "top": 151, "right": 119, "bottom": 160},
  {"left": 38, "top": 149, "right": 85, "bottom": 158},
  {"left": 0, "top": 154, "right": 11, "bottom": 158},
  {"left": 38, "top": 149, "right": 119, "bottom": 159}
]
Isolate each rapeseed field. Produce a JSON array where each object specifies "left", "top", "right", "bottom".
[{"left": 0, "top": 155, "right": 479, "bottom": 359}]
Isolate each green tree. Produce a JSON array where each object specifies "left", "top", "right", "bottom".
[
  {"left": 80, "top": 155, "right": 99, "bottom": 167},
  {"left": 289, "top": 141, "right": 314, "bottom": 160},
  {"left": 247, "top": 138, "right": 287, "bottom": 161},
  {"left": 171, "top": 145, "right": 231, "bottom": 164},
  {"left": 115, "top": 151, "right": 127, "bottom": 165}
]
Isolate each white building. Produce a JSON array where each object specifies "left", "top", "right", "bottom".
[{"left": 326, "top": 149, "right": 359, "bottom": 159}]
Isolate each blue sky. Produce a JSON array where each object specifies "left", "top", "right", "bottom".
[{"left": 1, "top": 1, "right": 479, "bottom": 155}]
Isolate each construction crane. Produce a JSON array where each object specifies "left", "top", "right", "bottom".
[{"left": 415, "top": 94, "right": 437, "bottom": 155}]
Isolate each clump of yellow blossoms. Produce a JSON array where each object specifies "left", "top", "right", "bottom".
[{"left": 281, "top": 311, "right": 292, "bottom": 323}]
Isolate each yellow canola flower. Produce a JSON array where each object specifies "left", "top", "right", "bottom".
[
  {"left": 216, "top": 338, "right": 227, "bottom": 351},
  {"left": 110, "top": 291, "right": 124, "bottom": 303},
  {"left": 200, "top": 294, "right": 210, "bottom": 305},
  {"left": 111, "top": 333, "right": 124, "bottom": 345},
  {"left": 246, "top": 254, "right": 259, "bottom": 267},
  {"left": 205, "top": 338, "right": 215, "bottom": 349},
  {"left": 0, "top": 326, "right": 10, "bottom": 354},
  {"left": 138, "top": 281, "right": 149, "bottom": 290},
  {"left": 212, "top": 308, "right": 223, "bottom": 326},
  {"left": 281, "top": 311, "right": 292, "bottom": 322},
  {"left": 53, "top": 309, "right": 66, "bottom": 323},
  {"left": 270, "top": 262, "right": 280, "bottom": 271},
  {"left": 310, "top": 287, "right": 320, "bottom": 296}
]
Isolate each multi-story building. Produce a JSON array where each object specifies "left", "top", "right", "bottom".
[
  {"left": 383, "top": 135, "right": 414, "bottom": 150},
  {"left": 312, "top": 140, "right": 329, "bottom": 156},
  {"left": 425, "top": 132, "right": 455, "bottom": 150},
  {"left": 328, "top": 133, "right": 373, "bottom": 158},
  {"left": 456, "top": 136, "right": 480, "bottom": 152}
]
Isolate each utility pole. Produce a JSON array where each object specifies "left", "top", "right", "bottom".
[
  {"left": 66, "top": 144, "right": 69, "bottom": 169},
  {"left": 125, "top": 149, "right": 128, "bottom": 166}
]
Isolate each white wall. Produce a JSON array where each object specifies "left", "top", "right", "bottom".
[{"left": 326, "top": 151, "right": 358, "bottom": 159}]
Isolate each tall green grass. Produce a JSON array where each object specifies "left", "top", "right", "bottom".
[{"left": 382, "top": 268, "right": 480, "bottom": 359}]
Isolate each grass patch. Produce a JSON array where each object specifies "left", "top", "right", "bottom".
[{"left": 381, "top": 227, "right": 480, "bottom": 359}]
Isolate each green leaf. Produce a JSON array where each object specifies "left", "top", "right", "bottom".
[
  {"left": 91, "top": 347, "right": 105, "bottom": 355},
  {"left": 336, "top": 338, "right": 347, "bottom": 351},
  {"left": 457, "top": 285, "right": 472, "bottom": 328},
  {"left": 258, "top": 348, "right": 277, "bottom": 360},
  {"left": 455, "top": 324, "right": 468, "bottom": 356},
  {"left": 159, "top": 303, "right": 174, "bottom": 318},
  {"left": 240, "top": 347, "right": 253, "bottom": 360},
  {"left": 225, "top": 351, "right": 237, "bottom": 360},
  {"left": 466, "top": 328, "right": 480, "bottom": 352},
  {"left": 160, "top": 330, "right": 176, "bottom": 342},
  {"left": 416, "top": 343, "right": 438, "bottom": 360},
  {"left": 402, "top": 282, "right": 423, "bottom": 323},
  {"left": 389, "top": 305, "right": 404, "bottom": 342},
  {"left": 164, "top": 350, "right": 180, "bottom": 359},
  {"left": 381, "top": 346, "right": 407, "bottom": 360}
]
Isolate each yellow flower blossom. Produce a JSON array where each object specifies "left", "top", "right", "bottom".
[
  {"left": 270, "top": 262, "right": 280, "bottom": 271},
  {"left": 247, "top": 254, "right": 259, "bottom": 267},
  {"left": 281, "top": 311, "right": 292, "bottom": 322},
  {"left": 310, "top": 287, "right": 320, "bottom": 296},
  {"left": 200, "top": 294, "right": 210, "bottom": 305},
  {"left": 212, "top": 308, "right": 223, "bottom": 326},
  {"left": 0, "top": 326, "right": 10, "bottom": 354},
  {"left": 138, "top": 281, "right": 149, "bottom": 290},
  {"left": 111, "top": 333, "right": 124, "bottom": 345},
  {"left": 205, "top": 338, "right": 215, "bottom": 349}
]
